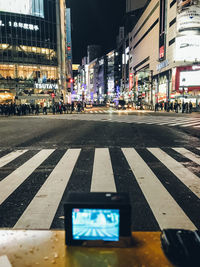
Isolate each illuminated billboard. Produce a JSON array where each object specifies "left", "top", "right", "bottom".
[
  {"left": 176, "top": 35, "right": 200, "bottom": 61},
  {"left": 180, "top": 70, "right": 200, "bottom": 87},
  {"left": 177, "top": 0, "right": 200, "bottom": 32},
  {"left": 0, "top": 0, "right": 44, "bottom": 18}
]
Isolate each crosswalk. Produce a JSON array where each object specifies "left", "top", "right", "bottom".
[
  {"left": 38, "top": 113, "right": 200, "bottom": 129},
  {"left": 0, "top": 147, "right": 199, "bottom": 231}
]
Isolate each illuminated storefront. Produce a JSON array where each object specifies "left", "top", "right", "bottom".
[
  {"left": 172, "top": 0, "right": 200, "bottom": 106},
  {"left": 173, "top": 65, "right": 200, "bottom": 106},
  {"left": 0, "top": 0, "right": 67, "bottom": 105},
  {"left": 129, "top": 0, "right": 200, "bottom": 109}
]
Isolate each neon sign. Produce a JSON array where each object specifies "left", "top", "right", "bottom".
[{"left": 0, "top": 20, "right": 39, "bottom": 31}]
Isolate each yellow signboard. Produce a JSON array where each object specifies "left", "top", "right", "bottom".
[{"left": 72, "top": 64, "right": 80, "bottom": 71}]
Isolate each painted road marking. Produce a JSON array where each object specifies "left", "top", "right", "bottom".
[
  {"left": 0, "top": 150, "right": 28, "bottom": 168},
  {"left": 180, "top": 122, "right": 200, "bottom": 127},
  {"left": 169, "top": 119, "right": 200, "bottom": 126},
  {"left": 0, "top": 150, "right": 54, "bottom": 205},
  {"left": 14, "top": 149, "right": 81, "bottom": 229},
  {"left": 148, "top": 148, "right": 200, "bottom": 199},
  {"left": 173, "top": 148, "right": 200, "bottom": 165},
  {"left": 122, "top": 148, "right": 196, "bottom": 230},
  {"left": 91, "top": 148, "right": 116, "bottom": 192}
]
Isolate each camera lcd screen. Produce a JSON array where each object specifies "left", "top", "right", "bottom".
[{"left": 72, "top": 208, "right": 120, "bottom": 241}]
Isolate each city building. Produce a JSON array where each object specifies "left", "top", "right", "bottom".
[
  {"left": 115, "top": 1, "right": 148, "bottom": 104},
  {"left": 0, "top": 0, "right": 68, "bottom": 106},
  {"left": 87, "top": 45, "right": 102, "bottom": 64},
  {"left": 75, "top": 50, "right": 120, "bottom": 104},
  {"left": 129, "top": 0, "right": 200, "bottom": 108},
  {"left": 126, "top": 0, "right": 149, "bottom": 12}
]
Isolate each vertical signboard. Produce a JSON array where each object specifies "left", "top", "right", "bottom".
[
  {"left": 159, "top": 0, "right": 166, "bottom": 61},
  {"left": 129, "top": 73, "right": 133, "bottom": 90},
  {"left": 66, "top": 8, "right": 72, "bottom": 60}
]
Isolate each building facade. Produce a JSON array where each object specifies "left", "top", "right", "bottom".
[
  {"left": 126, "top": 0, "right": 149, "bottom": 12},
  {"left": 129, "top": 0, "right": 200, "bottom": 108},
  {"left": 0, "top": 0, "right": 67, "bottom": 106}
]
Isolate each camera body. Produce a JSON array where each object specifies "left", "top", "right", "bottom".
[
  {"left": 161, "top": 229, "right": 200, "bottom": 266},
  {"left": 64, "top": 192, "right": 132, "bottom": 247}
]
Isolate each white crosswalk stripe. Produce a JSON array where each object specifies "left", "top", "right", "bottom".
[
  {"left": 0, "top": 150, "right": 54, "bottom": 205},
  {"left": 122, "top": 148, "right": 196, "bottom": 230},
  {"left": 91, "top": 148, "right": 116, "bottom": 192},
  {"left": 14, "top": 149, "right": 80, "bottom": 229},
  {"left": 172, "top": 148, "right": 200, "bottom": 165},
  {"left": 0, "top": 150, "right": 28, "bottom": 168},
  {"left": 0, "top": 147, "right": 200, "bottom": 230},
  {"left": 36, "top": 113, "right": 200, "bottom": 128},
  {"left": 169, "top": 119, "right": 200, "bottom": 126},
  {"left": 180, "top": 122, "right": 200, "bottom": 127},
  {"left": 148, "top": 148, "right": 200, "bottom": 199}
]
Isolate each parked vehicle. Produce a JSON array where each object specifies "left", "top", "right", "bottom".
[
  {"left": 85, "top": 102, "right": 93, "bottom": 108},
  {"left": 116, "top": 100, "right": 126, "bottom": 110}
]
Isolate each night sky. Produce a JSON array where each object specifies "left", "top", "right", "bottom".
[{"left": 68, "top": 0, "right": 126, "bottom": 64}]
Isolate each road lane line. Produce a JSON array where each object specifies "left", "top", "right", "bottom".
[
  {"left": 14, "top": 149, "right": 81, "bottom": 229},
  {"left": 180, "top": 122, "right": 200, "bottom": 127},
  {"left": 172, "top": 148, "right": 200, "bottom": 165},
  {"left": 148, "top": 148, "right": 200, "bottom": 199},
  {"left": 170, "top": 119, "right": 199, "bottom": 126},
  {"left": 193, "top": 125, "right": 200, "bottom": 128},
  {"left": 122, "top": 148, "right": 196, "bottom": 230},
  {"left": 157, "top": 119, "right": 188, "bottom": 126},
  {"left": 91, "top": 148, "right": 116, "bottom": 192},
  {"left": 0, "top": 150, "right": 28, "bottom": 168},
  {"left": 0, "top": 150, "right": 54, "bottom": 205}
]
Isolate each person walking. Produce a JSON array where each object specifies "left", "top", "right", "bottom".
[
  {"left": 182, "top": 102, "right": 185, "bottom": 113},
  {"left": 174, "top": 101, "right": 178, "bottom": 113},
  {"left": 35, "top": 104, "right": 39, "bottom": 115},
  {"left": 185, "top": 102, "right": 189, "bottom": 113},
  {"left": 77, "top": 102, "right": 81, "bottom": 113},
  {"left": 52, "top": 105, "right": 56, "bottom": 115},
  {"left": 71, "top": 101, "right": 74, "bottom": 114},
  {"left": 155, "top": 102, "right": 158, "bottom": 112},
  {"left": 43, "top": 102, "right": 47, "bottom": 115},
  {"left": 189, "top": 101, "right": 193, "bottom": 113}
]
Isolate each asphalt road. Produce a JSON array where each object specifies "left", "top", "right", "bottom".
[{"left": 0, "top": 111, "right": 199, "bottom": 231}]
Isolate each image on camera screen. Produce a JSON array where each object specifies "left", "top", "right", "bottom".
[{"left": 72, "top": 208, "right": 120, "bottom": 241}]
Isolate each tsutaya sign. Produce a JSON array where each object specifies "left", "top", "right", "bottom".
[{"left": 34, "top": 83, "right": 59, "bottom": 90}]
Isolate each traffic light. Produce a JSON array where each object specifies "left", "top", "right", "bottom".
[
  {"left": 67, "top": 78, "right": 74, "bottom": 83},
  {"left": 51, "top": 93, "right": 55, "bottom": 98}
]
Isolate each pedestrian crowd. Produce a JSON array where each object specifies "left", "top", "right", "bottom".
[
  {"left": 0, "top": 101, "right": 85, "bottom": 116},
  {"left": 155, "top": 101, "right": 193, "bottom": 113}
]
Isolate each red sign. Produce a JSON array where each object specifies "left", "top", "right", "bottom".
[
  {"left": 129, "top": 73, "right": 133, "bottom": 90},
  {"left": 51, "top": 93, "right": 55, "bottom": 98},
  {"left": 159, "top": 46, "right": 165, "bottom": 59}
]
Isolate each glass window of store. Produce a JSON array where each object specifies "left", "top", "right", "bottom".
[{"left": 0, "top": 0, "right": 57, "bottom": 73}]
